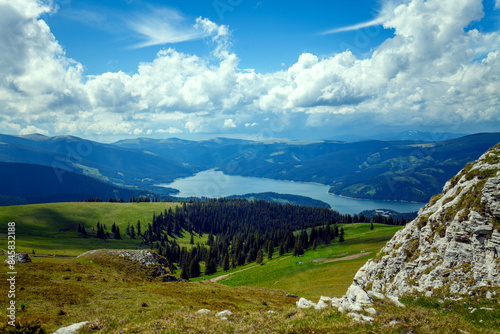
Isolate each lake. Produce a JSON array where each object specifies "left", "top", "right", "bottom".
[{"left": 159, "top": 170, "right": 424, "bottom": 215}]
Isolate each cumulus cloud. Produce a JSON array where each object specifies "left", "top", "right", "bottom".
[
  {"left": 19, "top": 125, "right": 49, "bottom": 135},
  {"left": 157, "top": 127, "right": 183, "bottom": 134},
  {"left": 0, "top": 0, "right": 499, "bottom": 140},
  {"left": 496, "top": 0, "right": 500, "bottom": 10},
  {"left": 224, "top": 119, "right": 237, "bottom": 128}
]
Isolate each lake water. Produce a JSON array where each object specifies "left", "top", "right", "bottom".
[{"left": 159, "top": 170, "right": 424, "bottom": 215}]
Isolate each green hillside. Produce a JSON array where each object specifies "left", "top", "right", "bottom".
[
  {"left": 208, "top": 223, "right": 402, "bottom": 299},
  {"left": 0, "top": 202, "right": 204, "bottom": 256},
  {"left": 1, "top": 203, "right": 498, "bottom": 333}
]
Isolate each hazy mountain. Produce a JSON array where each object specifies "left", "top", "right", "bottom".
[
  {"left": 0, "top": 133, "right": 191, "bottom": 194},
  {"left": 1, "top": 132, "right": 499, "bottom": 204},
  {"left": 0, "top": 162, "right": 155, "bottom": 205}
]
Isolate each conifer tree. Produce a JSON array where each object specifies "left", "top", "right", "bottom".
[
  {"left": 130, "top": 225, "right": 136, "bottom": 239},
  {"left": 339, "top": 227, "right": 345, "bottom": 243},
  {"left": 267, "top": 240, "right": 274, "bottom": 260},
  {"left": 222, "top": 254, "right": 230, "bottom": 271},
  {"left": 256, "top": 249, "right": 264, "bottom": 264},
  {"left": 114, "top": 226, "right": 121, "bottom": 239},
  {"left": 189, "top": 256, "right": 200, "bottom": 278},
  {"left": 279, "top": 243, "right": 285, "bottom": 256},
  {"left": 180, "top": 262, "right": 189, "bottom": 280},
  {"left": 370, "top": 222, "right": 374, "bottom": 230},
  {"left": 293, "top": 238, "right": 304, "bottom": 256},
  {"left": 312, "top": 240, "right": 317, "bottom": 251}
]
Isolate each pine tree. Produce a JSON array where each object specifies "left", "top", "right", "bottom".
[
  {"left": 256, "top": 249, "right": 264, "bottom": 264},
  {"left": 180, "top": 262, "right": 189, "bottom": 280},
  {"left": 279, "top": 243, "right": 285, "bottom": 256},
  {"left": 114, "top": 226, "right": 121, "bottom": 239},
  {"left": 190, "top": 233, "right": 194, "bottom": 245},
  {"left": 370, "top": 222, "right": 374, "bottom": 230},
  {"left": 293, "top": 238, "right": 304, "bottom": 256},
  {"left": 189, "top": 256, "right": 200, "bottom": 278},
  {"left": 111, "top": 223, "right": 116, "bottom": 233},
  {"left": 339, "top": 227, "right": 345, "bottom": 243},
  {"left": 130, "top": 225, "right": 136, "bottom": 239},
  {"left": 137, "top": 220, "right": 141, "bottom": 236},
  {"left": 222, "top": 254, "right": 230, "bottom": 271},
  {"left": 267, "top": 240, "right": 274, "bottom": 260},
  {"left": 312, "top": 240, "right": 317, "bottom": 251}
]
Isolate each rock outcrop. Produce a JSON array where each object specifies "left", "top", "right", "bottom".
[
  {"left": 300, "top": 144, "right": 500, "bottom": 320},
  {"left": 4, "top": 252, "right": 32, "bottom": 264},
  {"left": 78, "top": 249, "right": 177, "bottom": 281},
  {"left": 350, "top": 143, "right": 500, "bottom": 298}
]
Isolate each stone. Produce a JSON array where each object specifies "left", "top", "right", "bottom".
[
  {"left": 365, "top": 307, "right": 377, "bottom": 315},
  {"left": 386, "top": 295, "right": 405, "bottom": 308},
  {"left": 216, "top": 310, "right": 232, "bottom": 317},
  {"left": 486, "top": 291, "right": 492, "bottom": 299},
  {"left": 347, "top": 303, "right": 364, "bottom": 312},
  {"left": 334, "top": 145, "right": 500, "bottom": 299},
  {"left": 52, "top": 321, "right": 89, "bottom": 334},
  {"left": 314, "top": 299, "right": 329, "bottom": 310},
  {"left": 368, "top": 291, "right": 385, "bottom": 300},
  {"left": 197, "top": 309, "right": 211, "bottom": 314},
  {"left": 296, "top": 297, "right": 316, "bottom": 309},
  {"left": 345, "top": 284, "right": 373, "bottom": 305},
  {"left": 4, "top": 252, "right": 32, "bottom": 264},
  {"left": 347, "top": 312, "right": 374, "bottom": 322}
]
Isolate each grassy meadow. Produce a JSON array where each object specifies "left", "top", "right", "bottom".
[
  {"left": 1, "top": 202, "right": 499, "bottom": 333},
  {"left": 201, "top": 223, "right": 402, "bottom": 299},
  {"left": 0, "top": 202, "right": 206, "bottom": 256}
]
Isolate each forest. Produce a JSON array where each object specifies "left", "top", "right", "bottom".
[{"left": 79, "top": 198, "right": 410, "bottom": 279}]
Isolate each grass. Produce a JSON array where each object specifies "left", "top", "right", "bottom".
[
  {"left": 1, "top": 254, "right": 498, "bottom": 333},
  {"left": 1, "top": 203, "right": 499, "bottom": 333},
  {"left": 0, "top": 202, "right": 205, "bottom": 256},
  {"left": 216, "top": 224, "right": 402, "bottom": 299}
]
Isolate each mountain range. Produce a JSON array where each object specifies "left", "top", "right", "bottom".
[{"left": 0, "top": 132, "right": 499, "bottom": 206}]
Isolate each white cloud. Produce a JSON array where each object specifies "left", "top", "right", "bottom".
[
  {"left": 128, "top": 7, "right": 208, "bottom": 49},
  {"left": 19, "top": 125, "right": 49, "bottom": 135},
  {"left": 0, "top": 0, "right": 499, "bottom": 140},
  {"left": 156, "top": 127, "right": 183, "bottom": 134},
  {"left": 322, "top": 17, "right": 386, "bottom": 35},
  {"left": 224, "top": 119, "right": 236, "bottom": 128},
  {"left": 496, "top": 0, "right": 500, "bottom": 10}
]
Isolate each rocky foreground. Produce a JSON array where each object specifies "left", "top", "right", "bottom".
[{"left": 298, "top": 143, "right": 500, "bottom": 321}]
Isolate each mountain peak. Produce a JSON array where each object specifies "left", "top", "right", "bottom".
[{"left": 350, "top": 143, "right": 500, "bottom": 297}]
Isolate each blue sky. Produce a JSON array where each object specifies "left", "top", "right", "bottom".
[
  {"left": 44, "top": 0, "right": 395, "bottom": 75},
  {"left": 0, "top": 0, "right": 499, "bottom": 142}
]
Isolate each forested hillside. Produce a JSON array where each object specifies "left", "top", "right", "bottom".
[{"left": 106, "top": 199, "right": 409, "bottom": 279}]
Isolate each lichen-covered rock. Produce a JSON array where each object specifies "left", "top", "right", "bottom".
[
  {"left": 346, "top": 143, "right": 500, "bottom": 297},
  {"left": 52, "top": 321, "right": 89, "bottom": 334},
  {"left": 78, "top": 249, "right": 175, "bottom": 281},
  {"left": 4, "top": 252, "right": 32, "bottom": 264},
  {"left": 296, "top": 297, "right": 316, "bottom": 309}
]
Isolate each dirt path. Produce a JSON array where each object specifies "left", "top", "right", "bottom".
[
  {"left": 320, "top": 252, "right": 371, "bottom": 263},
  {"left": 209, "top": 265, "right": 257, "bottom": 282}
]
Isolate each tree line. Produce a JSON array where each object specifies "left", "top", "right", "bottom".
[{"left": 78, "top": 198, "right": 410, "bottom": 279}]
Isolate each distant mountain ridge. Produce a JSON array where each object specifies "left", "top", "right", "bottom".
[
  {"left": 0, "top": 162, "right": 153, "bottom": 205},
  {"left": 0, "top": 132, "right": 499, "bottom": 204}
]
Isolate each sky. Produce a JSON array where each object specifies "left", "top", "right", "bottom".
[{"left": 0, "top": 0, "right": 499, "bottom": 142}]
